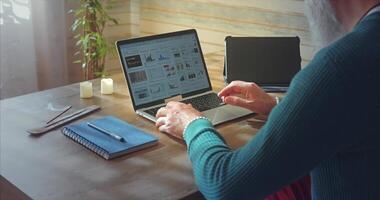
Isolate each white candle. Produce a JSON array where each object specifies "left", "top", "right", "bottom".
[
  {"left": 80, "top": 81, "right": 93, "bottom": 98},
  {"left": 101, "top": 78, "right": 113, "bottom": 95}
]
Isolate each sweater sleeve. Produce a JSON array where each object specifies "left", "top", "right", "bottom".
[{"left": 184, "top": 50, "right": 354, "bottom": 200}]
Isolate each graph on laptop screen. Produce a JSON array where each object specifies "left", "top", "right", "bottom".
[{"left": 119, "top": 33, "right": 209, "bottom": 106}]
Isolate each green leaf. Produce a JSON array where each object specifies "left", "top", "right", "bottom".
[
  {"left": 71, "top": 19, "right": 82, "bottom": 31},
  {"left": 94, "top": 70, "right": 110, "bottom": 78},
  {"left": 70, "top": 0, "right": 120, "bottom": 78},
  {"left": 83, "top": 35, "right": 89, "bottom": 49},
  {"left": 89, "top": 35, "right": 97, "bottom": 40},
  {"left": 75, "top": 9, "right": 85, "bottom": 16},
  {"left": 110, "top": 18, "right": 118, "bottom": 25},
  {"left": 75, "top": 39, "right": 82, "bottom": 46},
  {"left": 94, "top": 0, "right": 104, "bottom": 12}
]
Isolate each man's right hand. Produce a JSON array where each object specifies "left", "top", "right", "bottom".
[{"left": 218, "top": 81, "right": 277, "bottom": 116}]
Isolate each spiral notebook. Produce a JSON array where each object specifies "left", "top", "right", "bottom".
[{"left": 62, "top": 116, "right": 158, "bottom": 160}]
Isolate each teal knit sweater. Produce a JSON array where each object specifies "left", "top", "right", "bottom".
[{"left": 184, "top": 12, "right": 380, "bottom": 200}]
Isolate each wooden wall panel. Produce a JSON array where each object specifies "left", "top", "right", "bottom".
[
  {"left": 138, "top": 0, "right": 317, "bottom": 68},
  {"left": 106, "top": 0, "right": 317, "bottom": 71},
  {"left": 104, "top": 0, "right": 140, "bottom": 71}
]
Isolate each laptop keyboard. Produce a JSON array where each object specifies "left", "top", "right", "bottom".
[
  {"left": 144, "top": 93, "right": 223, "bottom": 116},
  {"left": 145, "top": 107, "right": 162, "bottom": 116},
  {"left": 182, "top": 93, "right": 223, "bottom": 111}
]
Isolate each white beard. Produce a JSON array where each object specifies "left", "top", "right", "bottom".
[{"left": 305, "top": 0, "right": 347, "bottom": 49}]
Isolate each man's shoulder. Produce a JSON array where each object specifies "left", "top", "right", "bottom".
[
  {"left": 296, "top": 18, "right": 380, "bottom": 87},
  {"left": 330, "top": 13, "right": 380, "bottom": 59},
  {"left": 318, "top": 17, "right": 380, "bottom": 72}
]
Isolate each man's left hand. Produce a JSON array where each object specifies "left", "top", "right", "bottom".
[{"left": 155, "top": 101, "right": 203, "bottom": 140}]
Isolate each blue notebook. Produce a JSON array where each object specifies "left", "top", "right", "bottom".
[{"left": 62, "top": 116, "right": 158, "bottom": 160}]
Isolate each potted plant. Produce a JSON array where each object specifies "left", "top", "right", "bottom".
[{"left": 70, "top": 0, "right": 118, "bottom": 80}]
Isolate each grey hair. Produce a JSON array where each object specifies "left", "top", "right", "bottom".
[{"left": 304, "top": 0, "right": 347, "bottom": 49}]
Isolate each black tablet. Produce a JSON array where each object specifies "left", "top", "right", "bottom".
[{"left": 224, "top": 36, "right": 301, "bottom": 92}]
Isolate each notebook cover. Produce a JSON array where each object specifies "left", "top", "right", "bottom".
[{"left": 62, "top": 116, "right": 158, "bottom": 160}]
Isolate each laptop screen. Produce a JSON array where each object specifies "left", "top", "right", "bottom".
[{"left": 117, "top": 30, "right": 212, "bottom": 110}]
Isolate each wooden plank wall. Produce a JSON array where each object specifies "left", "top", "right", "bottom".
[
  {"left": 103, "top": 0, "right": 140, "bottom": 71},
  {"left": 105, "top": 0, "right": 318, "bottom": 71}
]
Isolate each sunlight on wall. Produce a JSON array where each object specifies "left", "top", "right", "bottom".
[
  {"left": 0, "top": 0, "right": 31, "bottom": 25},
  {"left": 0, "top": 0, "right": 38, "bottom": 99}
]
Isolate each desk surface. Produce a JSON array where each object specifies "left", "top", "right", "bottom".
[{"left": 0, "top": 53, "right": 264, "bottom": 200}]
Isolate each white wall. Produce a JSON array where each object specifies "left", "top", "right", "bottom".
[
  {"left": 0, "top": 0, "right": 81, "bottom": 99},
  {"left": 0, "top": 0, "right": 38, "bottom": 99}
]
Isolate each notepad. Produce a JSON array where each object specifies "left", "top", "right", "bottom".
[{"left": 62, "top": 116, "right": 158, "bottom": 160}]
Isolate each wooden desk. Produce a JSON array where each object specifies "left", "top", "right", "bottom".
[{"left": 0, "top": 53, "right": 262, "bottom": 200}]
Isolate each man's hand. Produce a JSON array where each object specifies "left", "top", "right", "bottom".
[
  {"left": 218, "top": 81, "right": 276, "bottom": 115},
  {"left": 155, "top": 101, "right": 203, "bottom": 139}
]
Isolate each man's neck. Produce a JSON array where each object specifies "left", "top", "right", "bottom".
[{"left": 331, "top": 0, "right": 380, "bottom": 30}]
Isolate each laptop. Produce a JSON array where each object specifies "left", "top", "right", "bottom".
[
  {"left": 224, "top": 36, "right": 301, "bottom": 92},
  {"left": 116, "top": 29, "right": 253, "bottom": 125}
]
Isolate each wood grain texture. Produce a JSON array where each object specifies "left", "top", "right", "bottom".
[
  {"left": 138, "top": 0, "right": 316, "bottom": 67},
  {"left": 0, "top": 176, "right": 31, "bottom": 200},
  {"left": 104, "top": 0, "right": 140, "bottom": 71},
  {"left": 105, "top": 0, "right": 317, "bottom": 72},
  {"left": 0, "top": 53, "right": 263, "bottom": 200}
]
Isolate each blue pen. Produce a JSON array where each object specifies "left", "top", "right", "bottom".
[{"left": 87, "top": 122, "right": 126, "bottom": 143}]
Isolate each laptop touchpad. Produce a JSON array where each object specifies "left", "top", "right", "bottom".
[{"left": 203, "top": 105, "right": 253, "bottom": 126}]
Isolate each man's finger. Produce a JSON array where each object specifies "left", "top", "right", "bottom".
[
  {"left": 218, "top": 81, "right": 248, "bottom": 97},
  {"left": 155, "top": 117, "right": 166, "bottom": 128},
  {"left": 166, "top": 101, "right": 183, "bottom": 108},
  {"left": 158, "top": 124, "right": 169, "bottom": 133},
  {"left": 224, "top": 96, "right": 252, "bottom": 110},
  {"left": 156, "top": 107, "right": 168, "bottom": 118}
]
